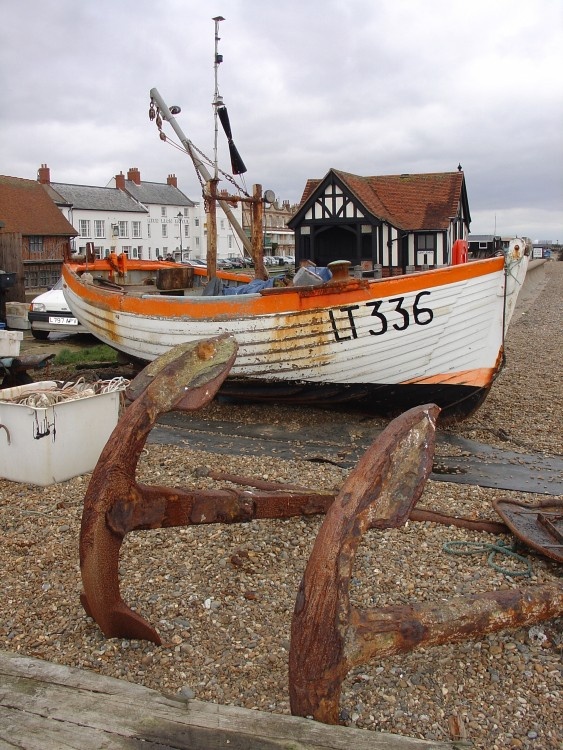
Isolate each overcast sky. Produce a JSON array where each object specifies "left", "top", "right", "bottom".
[{"left": 2, "top": 0, "right": 561, "bottom": 241}]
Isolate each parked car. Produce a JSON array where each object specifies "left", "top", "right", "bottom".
[
  {"left": 217, "top": 259, "right": 233, "bottom": 270},
  {"left": 28, "top": 278, "right": 86, "bottom": 340},
  {"left": 282, "top": 255, "right": 295, "bottom": 265}
]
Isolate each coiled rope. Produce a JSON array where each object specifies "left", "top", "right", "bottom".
[
  {"left": 443, "top": 539, "right": 532, "bottom": 578},
  {"left": 5, "top": 377, "right": 130, "bottom": 408}
]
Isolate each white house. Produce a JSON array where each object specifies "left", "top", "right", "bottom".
[
  {"left": 38, "top": 164, "right": 243, "bottom": 263},
  {"left": 110, "top": 167, "right": 244, "bottom": 262}
]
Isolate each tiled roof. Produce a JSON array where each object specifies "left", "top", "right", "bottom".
[
  {"left": 123, "top": 181, "right": 195, "bottom": 207},
  {"left": 298, "top": 169, "right": 465, "bottom": 231},
  {"left": 0, "top": 175, "right": 77, "bottom": 236},
  {"left": 51, "top": 183, "right": 147, "bottom": 213}
]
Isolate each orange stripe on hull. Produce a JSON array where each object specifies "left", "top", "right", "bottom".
[
  {"left": 66, "top": 256, "right": 505, "bottom": 321},
  {"left": 404, "top": 350, "right": 504, "bottom": 389}
]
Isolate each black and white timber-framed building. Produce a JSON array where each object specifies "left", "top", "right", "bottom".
[{"left": 288, "top": 168, "right": 471, "bottom": 275}]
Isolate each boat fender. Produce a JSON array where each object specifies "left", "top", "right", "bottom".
[{"left": 452, "top": 239, "right": 468, "bottom": 265}]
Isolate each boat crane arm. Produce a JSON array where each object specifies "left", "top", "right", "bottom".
[{"left": 150, "top": 87, "right": 253, "bottom": 255}]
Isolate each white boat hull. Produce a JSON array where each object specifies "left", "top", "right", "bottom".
[{"left": 62, "top": 246, "right": 528, "bottom": 417}]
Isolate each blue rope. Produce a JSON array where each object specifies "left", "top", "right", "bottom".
[{"left": 443, "top": 540, "right": 532, "bottom": 578}]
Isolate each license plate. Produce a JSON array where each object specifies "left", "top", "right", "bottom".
[{"left": 48, "top": 316, "right": 78, "bottom": 325}]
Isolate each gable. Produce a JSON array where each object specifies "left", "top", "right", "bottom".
[{"left": 302, "top": 174, "right": 368, "bottom": 223}]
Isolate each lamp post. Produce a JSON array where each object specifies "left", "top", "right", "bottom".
[{"left": 177, "top": 212, "right": 183, "bottom": 257}]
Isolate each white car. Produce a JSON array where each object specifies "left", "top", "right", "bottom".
[{"left": 28, "top": 278, "right": 86, "bottom": 340}]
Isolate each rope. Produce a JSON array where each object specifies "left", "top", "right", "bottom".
[
  {"left": 443, "top": 539, "right": 532, "bottom": 578},
  {"left": 8, "top": 378, "right": 130, "bottom": 408}
]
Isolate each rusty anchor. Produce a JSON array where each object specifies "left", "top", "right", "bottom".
[
  {"left": 80, "top": 335, "right": 240, "bottom": 644},
  {"left": 79, "top": 337, "right": 563, "bottom": 726},
  {"left": 288, "top": 403, "right": 563, "bottom": 723}
]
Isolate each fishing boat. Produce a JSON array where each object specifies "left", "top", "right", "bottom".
[
  {"left": 62, "top": 237, "right": 529, "bottom": 418},
  {"left": 62, "top": 19, "right": 530, "bottom": 419}
]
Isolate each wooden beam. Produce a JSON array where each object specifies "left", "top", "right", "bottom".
[{"left": 0, "top": 651, "right": 468, "bottom": 749}]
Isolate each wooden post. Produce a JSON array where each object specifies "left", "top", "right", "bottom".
[
  {"left": 251, "top": 184, "right": 268, "bottom": 280},
  {"left": 206, "top": 179, "right": 218, "bottom": 278}
]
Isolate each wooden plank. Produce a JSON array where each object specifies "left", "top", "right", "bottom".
[
  {"left": 156, "top": 266, "right": 193, "bottom": 290},
  {"left": 0, "top": 651, "right": 468, "bottom": 749}
]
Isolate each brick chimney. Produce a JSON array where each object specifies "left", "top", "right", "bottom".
[
  {"left": 37, "top": 164, "right": 51, "bottom": 184},
  {"left": 167, "top": 174, "right": 178, "bottom": 188},
  {"left": 115, "top": 172, "right": 126, "bottom": 190},
  {"left": 127, "top": 167, "right": 141, "bottom": 185}
]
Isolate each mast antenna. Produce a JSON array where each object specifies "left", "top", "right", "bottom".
[{"left": 212, "top": 16, "right": 225, "bottom": 181}]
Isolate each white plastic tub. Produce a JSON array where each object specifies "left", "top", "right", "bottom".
[
  {"left": 0, "top": 388, "right": 122, "bottom": 485},
  {"left": 0, "top": 330, "right": 23, "bottom": 356}
]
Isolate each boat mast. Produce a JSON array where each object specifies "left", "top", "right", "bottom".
[{"left": 204, "top": 16, "right": 225, "bottom": 278}]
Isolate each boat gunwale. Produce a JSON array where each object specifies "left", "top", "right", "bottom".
[{"left": 64, "top": 256, "right": 507, "bottom": 317}]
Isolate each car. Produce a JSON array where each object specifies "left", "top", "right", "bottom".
[
  {"left": 217, "top": 259, "right": 233, "bottom": 269},
  {"left": 28, "top": 278, "right": 86, "bottom": 340},
  {"left": 282, "top": 255, "right": 295, "bottom": 265}
]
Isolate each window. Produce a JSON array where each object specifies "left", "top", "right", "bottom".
[
  {"left": 479, "top": 242, "right": 488, "bottom": 249},
  {"left": 118, "top": 221, "right": 128, "bottom": 238},
  {"left": 220, "top": 219, "right": 225, "bottom": 230},
  {"left": 28, "top": 236, "right": 44, "bottom": 254},
  {"left": 132, "top": 221, "right": 142, "bottom": 239},
  {"left": 195, "top": 218, "right": 200, "bottom": 227},
  {"left": 147, "top": 224, "right": 151, "bottom": 238},
  {"left": 195, "top": 236, "right": 200, "bottom": 247},
  {"left": 162, "top": 224, "right": 168, "bottom": 238},
  {"left": 184, "top": 223, "right": 189, "bottom": 238},
  {"left": 228, "top": 235, "right": 233, "bottom": 248},
  {"left": 416, "top": 234, "right": 435, "bottom": 251},
  {"left": 94, "top": 220, "right": 105, "bottom": 239},
  {"left": 161, "top": 207, "right": 167, "bottom": 217},
  {"left": 79, "top": 220, "right": 91, "bottom": 238}
]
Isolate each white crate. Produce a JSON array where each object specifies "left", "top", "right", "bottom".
[
  {"left": 0, "top": 329, "right": 23, "bottom": 356},
  {"left": 0, "top": 389, "right": 122, "bottom": 485}
]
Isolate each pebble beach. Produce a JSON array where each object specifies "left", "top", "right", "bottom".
[{"left": 1, "top": 259, "right": 561, "bottom": 749}]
